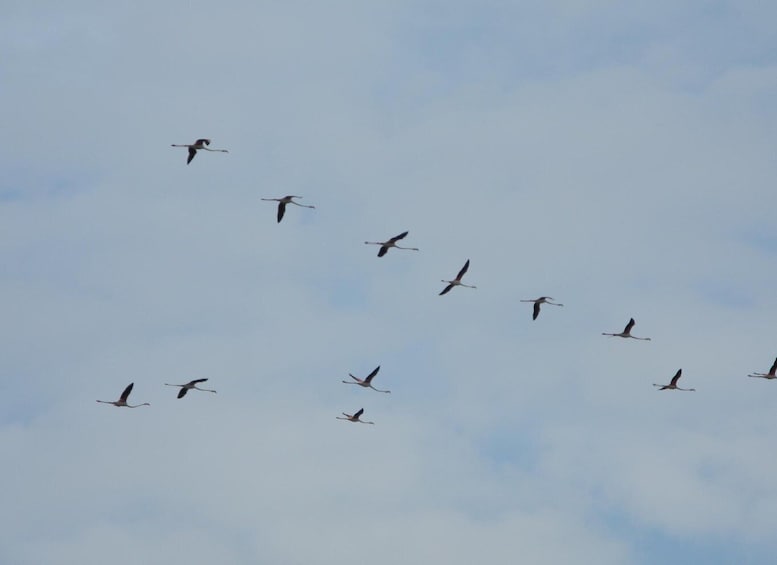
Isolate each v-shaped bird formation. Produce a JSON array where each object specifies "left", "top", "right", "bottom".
[{"left": 94, "top": 138, "right": 772, "bottom": 421}]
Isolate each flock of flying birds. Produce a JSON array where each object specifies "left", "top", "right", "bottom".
[{"left": 96, "top": 138, "right": 776, "bottom": 417}]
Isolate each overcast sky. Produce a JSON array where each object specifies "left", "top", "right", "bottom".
[{"left": 2, "top": 1, "right": 777, "bottom": 564}]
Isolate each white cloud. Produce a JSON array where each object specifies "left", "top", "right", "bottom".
[{"left": 2, "top": 1, "right": 777, "bottom": 563}]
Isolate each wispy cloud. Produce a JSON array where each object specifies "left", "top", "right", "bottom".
[{"left": 2, "top": 1, "right": 777, "bottom": 563}]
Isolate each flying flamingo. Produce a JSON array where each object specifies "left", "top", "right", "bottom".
[
  {"left": 654, "top": 369, "right": 695, "bottom": 391},
  {"left": 336, "top": 408, "right": 375, "bottom": 424},
  {"left": 342, "top": 366, "right": 390, "bottom": 393},
  {"left": 439, "top": 259, "right": 476, "bottom": 295},
  {"left": 164, "top": 378, "right": 217, "bottom": 399},
  {"left": 260, "top": 195, "right": 316, "bottom": 223},
  {"left": 171, "top": 138, "right": 228, "bottom": 164},
  {"left": 364, "top": 231, "right": 418, "bottom": 257},
  {"left": 520, "top": 296, "right": 563, "bottom": 320},
  {"left": 602, "top": 317, "right": 651, "bottom": 340},
  {"left": 96, "top": 382, "right": 150, "bottom": 408},
  {"left": 748, "top": 357, "right": 777, "bottom": 379}
]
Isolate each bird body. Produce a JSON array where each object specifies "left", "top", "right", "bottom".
[
  {"left": 654, "top": 369, "right": 695, "bottom": 391},
  {"left": 164, "top": 378, "right": 217, "bottom": 398},
  {"left": 439, "top": 259, "right": 476, "bottom": 295},
  {"left": 602, "top": 317, "right": 651, "bottom": 340},
  {"left": 336, "top": 408, "right": 375, "bottom": 424},
  {"left": 171, "top": 138, "right": 228, "bottom": 164},
  {"left": 342, "top": 366, "right": 390, "bottom": 393},
  {"left": 96, "top": 382, "right": 150, "bottom": 408},
  {"left": 365, "top": 231, "right": 418, "bottom": 257},
  {"left": 520, "top": 296, "right": 563, "bottom": 320},
  {"left": 261, "top": 195, "right": 315, "bottom": 223}
]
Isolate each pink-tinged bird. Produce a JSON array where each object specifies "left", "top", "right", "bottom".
[
  {"left": 602, "top": 317, "right": 651, "bottom": 340},
  {"left": 260, "top": 195, "right": 316, "bottom": 223},
  {"left": 336, "top": 408, "right": 375, "bottom": 424},
  {"left": 96, "top": 382, "right": 150, "bottom": 408},
  {"left": 171, "top": 138, "right": 228, "bottom": 164},
  {"left": 520, "top": 296, "right": 563, "bottom": 320},
  {"left": 342, "top": 366, "right": 390, "bottom": 393},
  {"left": 164, "top": 378, "right": 217, "bottom": 399},
  {"left": 654, "top": 369, "right": 695, "bottom": 391},
  {"left": 439, "top": 259, "right": 476, "bottom": 295},
  {"left": 364, "top": 231, "right": 418, "bottom": 257}
]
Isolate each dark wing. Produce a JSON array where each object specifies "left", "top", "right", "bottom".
[
  {"left": 120, "top": 383, "right": 134, "bottom": 402},
  {"left": 439, "top": 283, "right": 454, "bottom": 296},
  {"left": 195, "top": 138, "right": 210, "bottom": 146},
  {"left": 624, "top": 318, "right": 636, "bottom": 333},
  {"left": 669, "top": 369, "right": 682, "bottom": 386},
  {"left": 177, "top": 387, "right": 188, "bottom": 399},
  {"left": 770, "top": 357, "right": 777, "bottom": 375},
  {"left": 277, "top": 202, "right": 287, "bottom": 223},
  {"left": 532, "top": 302, "right": 541, "bottom": 320},
  {"left": 378, "top": 245, "right": 389, "bottom": 257},
  {"left": 354, "top": 408, "right": 364, "bottom": 418},
  {"left": 187, "top": 147, "right": 197, "bottom": 164},
  {"left": 456, "top": 259, "right": 470, "bottom": 280},
  {"left": 188, "top": 378, "right": 208, "bottom": 385},
  {"left": 390, "top": 231, "right": 408, "bottom": 243},
  {"left": 365, "top": 366, "right": 380, "bottom": 382}
]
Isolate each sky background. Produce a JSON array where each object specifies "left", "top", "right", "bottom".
[{"left": 2, "top": 1, "right": 777, "bottom": 563}]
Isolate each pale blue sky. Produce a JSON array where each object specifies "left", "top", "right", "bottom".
[{"left": 2, "top": 1, "right": 777, "bottom": 564}]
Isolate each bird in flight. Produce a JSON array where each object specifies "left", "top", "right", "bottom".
[
  {"left": 171, "top": 138, "right": 229, "bottom": 164},
  {"left": 747, "top": 356, "right": 777, "bottom": 379},
  {"left": 96, "top": 382, "right": 150, "bottom": 408},
  {"left": 342, "top": 366, "right": 391, "bottom": 393},
  {"left": 336, "top": 408, "right": 375, "bottom": 424},
  {"left": 364, "top": 231, "right": 418, "bottom": 257},
  {"left": 602, "top": 317, "right": 651, "bottom": 340},
  {"left": 260, "top": 195, "right": 316, "bottom": 223},
  {"left": 164, "top": 378, "right": 217, "bottom": 399},
  {"left": 520, "top": 296, "right": 563, "bottom": 320},
  {"left": 439, "top": 259, "right": 476, "bottom": 295},
  {"left": 653, "top": 369, "right": 695, "bottom": 391}
]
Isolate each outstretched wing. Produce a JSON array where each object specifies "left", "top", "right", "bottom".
[
  {"left": 177, "top": 387, "right": 188, "bottom": 399},
  {"left": 365, "top": 366, "right": 380, "bottom": 382},
  {"left": 624, "top": 318, "right": 636, "bottom": 333},
  {"left": 439, "top": 283, "right": 454, "bottom": 296},
  {"left": 188, "top": 378, "right": 208, "bottom": 385},
  {"left": 669, "top": 369, "right": 682, "bottom": 387},
  {"left": 390, "top": 231, "right": 408, "bottom": 243},
  {"left": 354, "top": 408, "right": 364, "bottom": 418},
  {"left": 277, "top": 202, "right": 287, "bottom": 223},
  {"left": 187, "top": 147, "right": 197, "bottom": 164},
  {"left": 532, "top": 302, "right": 541, "bottom": 320},
  {"left": 195, "top": 138, "right": 210, "bottom": 146},
  {"left": 456, "top": 259, "right": 470, "bottom": 280},
  {"left": 770, "top": 357, "right": 777, "bottom": 375},
  {"left": 378, "top": 245, "right": 389, "bottom": 257},
  {"left": 120, "top": 382, "right": 134, "bottom": 402}
]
